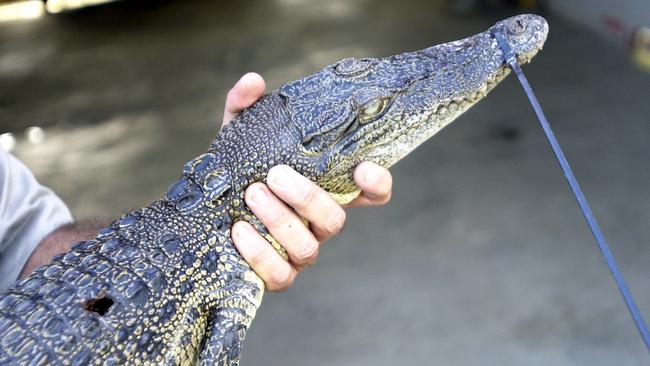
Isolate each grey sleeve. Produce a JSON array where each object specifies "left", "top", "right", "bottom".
[{"left": 0, "top": 149, "right": 74, "bottom": 292}]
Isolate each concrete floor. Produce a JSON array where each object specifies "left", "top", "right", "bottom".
[{"left": 2, "top": 0, "right": 650, "bottom": 364}]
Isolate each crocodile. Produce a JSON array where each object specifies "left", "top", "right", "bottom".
[{"left": 0, "top": 14, "right": 547, "bottom": 365}]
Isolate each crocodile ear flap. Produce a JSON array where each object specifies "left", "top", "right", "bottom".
[
  {"left": 298, "top": 103, "right": 355, "bottom": 152},
  {"left": 280, "top": 79, "right": 355, "bottom": 154}
]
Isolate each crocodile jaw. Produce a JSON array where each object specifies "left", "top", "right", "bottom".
[{"left": 319, "top": 14, "right": 548, "bottom": 193}]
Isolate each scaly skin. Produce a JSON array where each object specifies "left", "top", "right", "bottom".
[{"left": 0, "top": 15, "right": 547, "bottom": 365}]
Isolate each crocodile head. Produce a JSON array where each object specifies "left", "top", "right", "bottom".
[{"left": 277, "top": 14, "right": 548, "bottom": 198}]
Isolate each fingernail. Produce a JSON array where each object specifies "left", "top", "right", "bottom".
[
  {"left": 269, "top": 167, "right": 294, "bottom": 191},
  {"left": 248, "top": 185, "right": 270, "bottom": 206},
  {"left": 234, "top": 223, "right": 260, "bottom": 247},
  {"left": 235, "top": 74, "right": 248, "bottom": 86},
  {"left": 232, "top": 222, "right": 246, "bottom": 241},
  {"left": 363, "top": 166, "right": 379, "bottom": 186}
]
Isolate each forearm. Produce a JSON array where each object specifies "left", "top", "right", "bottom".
[{"left": 19, "top": 222, "right": 103, "bottom": 278}]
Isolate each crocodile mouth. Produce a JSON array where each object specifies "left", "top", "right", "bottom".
[{"left": 321, "top": 14, "right": 547, "bottom": 186}]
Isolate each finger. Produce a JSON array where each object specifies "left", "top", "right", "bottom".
[
  {"left": 245, "top": 182, "right": 320, "bottom": 268},
  {"left": 266, "top": 165, "right": 346, "bottom": 242},
  {"left": 222, "top": 72, "right": 266, "bottom": 127},
  {"left": 344, "top": 161, "right": 392, "bottom": 208},
  {"left": 232, "top": 221, "right": 297, "bottom": 291}
]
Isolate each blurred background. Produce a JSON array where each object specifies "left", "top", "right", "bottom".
[{"left": 1, "top": 0, "right": 649, "bottom": 364}]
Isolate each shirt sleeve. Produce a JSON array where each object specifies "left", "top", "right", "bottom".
[{"left": 0, "top": 149, "right": 74, "bottom": 292}]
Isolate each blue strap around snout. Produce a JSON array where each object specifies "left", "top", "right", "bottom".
[{"left": 492, "top": 30, "right": 650, "bottom": 354}]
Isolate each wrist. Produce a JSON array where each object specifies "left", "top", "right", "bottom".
[{"left": 19, "top": 222, "right": 102, "bottom": 279}]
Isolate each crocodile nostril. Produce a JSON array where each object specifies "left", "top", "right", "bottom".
[
  {"left": 506, "top": 19, "right": 526, "bottom": 36},
  {"left": 515, "top": 20, "right": 525, "bottom": 34}
]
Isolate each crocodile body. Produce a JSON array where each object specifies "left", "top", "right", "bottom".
[{"left": 0, "top": 15, "right": 547, "bottom": 365}]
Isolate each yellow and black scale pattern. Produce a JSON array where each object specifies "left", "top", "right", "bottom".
[{"left": 0, "top": 14, "right": 548, "bottom": 365}]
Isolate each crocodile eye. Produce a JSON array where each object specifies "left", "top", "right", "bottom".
[
  {"left": 359, "top": 98, "right": 388, "bottom": 123},
  {"left": 334, "top": 58, "right": 373, "bottom": 77}
]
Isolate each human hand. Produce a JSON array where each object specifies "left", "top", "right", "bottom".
[{"left": 222, "top": 73, "right": 393, "bottom": 291}]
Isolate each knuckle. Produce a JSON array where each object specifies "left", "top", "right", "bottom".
[
  {"left": 324, "top": 208, "right": 346, "bottom": 235},
  {"left": 266, "top": 209, "right": 292, "bottom": 228},
  {"left": 296, "top": 184, "right": 319, "bottom": 209},
  {"left": 269, "top": 266, "right": 295, "bottom": 290},
  {"left": 293, "top": 239, "right": 319, "bottom": 264},
  {"left": 247, "top": 243, "right": 267, "bottom": 263}
]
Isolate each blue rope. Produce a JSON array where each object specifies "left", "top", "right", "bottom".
[{"left": 492, "top": 31, "right": 650, "bottom": 352}]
